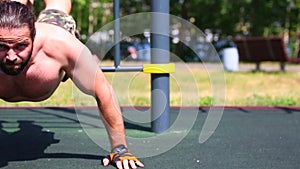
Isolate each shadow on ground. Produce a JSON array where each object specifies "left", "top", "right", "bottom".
[{"left": 0, "top": 120, "right": 103, "bottom": 168}]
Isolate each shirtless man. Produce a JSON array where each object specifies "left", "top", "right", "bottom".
[{"left": 0, "top": 1, "right": 144, "bottom": 169}]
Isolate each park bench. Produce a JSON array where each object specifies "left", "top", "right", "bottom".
[{"left": 234, "top": 37, "right": 300, "bottom": 71}]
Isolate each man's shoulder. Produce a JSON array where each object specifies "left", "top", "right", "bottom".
[
  {"left": 34, "top": 22, "right": 83, "bottom": 61},
  {"left": 34, "top": 23, "right": 65, "bottom": 58}
]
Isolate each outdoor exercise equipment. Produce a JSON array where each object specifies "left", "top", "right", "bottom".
[
  {"left": 100, "top": 0, "right": 174, "bottom": 133},
  {"left": 76, "top": 0, "right": 225, "bottom": 157}
]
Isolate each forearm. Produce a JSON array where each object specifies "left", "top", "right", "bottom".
[
  {"left": 94, "top": 73, "right": 144, "bottom": 168},
  {"left": 96, "top": 83, "right": 127, "bottom": 149}
]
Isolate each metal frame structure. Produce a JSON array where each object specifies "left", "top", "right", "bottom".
[{"left": 101, "top": 0, "right": 171, "bottom": 133}]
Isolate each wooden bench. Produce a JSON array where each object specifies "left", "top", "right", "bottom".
[{"left": 234, "top": 37, "right": 300, "bottom": 71}]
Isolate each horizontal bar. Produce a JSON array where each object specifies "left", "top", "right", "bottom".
[{"left": 101, "top": 66, "right": 143, "bottom": 72}]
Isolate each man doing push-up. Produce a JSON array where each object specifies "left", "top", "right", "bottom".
[{"left": 0, "top": 1, "right": 144, "bottom": 168}]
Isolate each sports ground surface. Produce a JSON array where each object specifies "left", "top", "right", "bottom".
[{"left": 0, "top": 106, "right": 299, "bottom": 169}]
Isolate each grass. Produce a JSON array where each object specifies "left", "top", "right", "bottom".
[
  {"left": 1, "top": 61, "right": 300, "bottom": 107},
  {"left": 223, "top": 70, "right": 300, "bottom": 106}
]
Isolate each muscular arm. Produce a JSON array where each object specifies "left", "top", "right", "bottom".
[
  {"left": 71, "top": 44, "right": 127, "bottom": 149},
  {"left": 38, "top": 14, "right": 143, "bottom": 167},
  {"left": 73, "top": 47, "right": 127, "bottom": 148},
  {"left": 41, "top": 25, "right": 144, "bottom": 168},
  {"left": 43, "top": 26, "right": 127, "bottom": 149},
  {"left": 94, "top": 70, "right": 127, "bottom": 148}
]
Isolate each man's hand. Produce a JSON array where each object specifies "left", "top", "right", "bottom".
[{"left": 102, "top": 144, "right": 144, "bottom": 169}]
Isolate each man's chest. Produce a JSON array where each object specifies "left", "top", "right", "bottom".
[{"left": 0, "top": 63, "right": 64, "bottom": 102}]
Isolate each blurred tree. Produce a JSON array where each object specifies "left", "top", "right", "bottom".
[
  {"left": 169, "top": 0, "right": 300, "bottom": 57},
  {"left": 71, "top": 0, "right": 113, "bottom": 39},
  {"left": 32, "top": 0, "right": 300, "bottom": 59},
  {"left": 32, "top": 0, "right": 300, "bottom": 40}
]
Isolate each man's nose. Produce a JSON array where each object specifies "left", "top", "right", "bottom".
[{"left": 6, "top": 49, "right": 17, "bottom": 61}]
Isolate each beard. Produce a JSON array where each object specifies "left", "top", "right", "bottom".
[{"left": 0, "top": 52, "right": 32, "bottom": 76}]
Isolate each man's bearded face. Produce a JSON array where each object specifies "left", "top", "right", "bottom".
[{"left": 0, "top": 26, "right": 33, "bottom": 76}]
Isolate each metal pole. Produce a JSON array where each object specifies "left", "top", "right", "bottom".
[
  {"left": 151, "top": 0, "right": 170, "bottom": 133},
  {"left": 101, "top": 66, "right": 143, "bottom": 72},
  {"left": 114, "top": 0, "right": 121, "bottom": 67}
]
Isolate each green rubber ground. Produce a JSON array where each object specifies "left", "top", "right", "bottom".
[{"left": 0, "top": 107, "right": 299, "bottom": 169}]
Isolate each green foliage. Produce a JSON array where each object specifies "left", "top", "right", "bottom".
[
  {"left": 128, "top": 1, "right": 295, "bottom": 61},
  {"left": 33, "top": 0, "right": 300, "bottom": 41},
  {"left": 73, "top": 0, "right": 87, "bottom": 6},
  {"left": 199, "top": 96, "right": 214, "bottom": 106},
  {"left": 30, "top": 0, "right": 300, "bottom": 82},
  {"left": 173, "top": 0, "right": 293, "bottom": 37}
]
